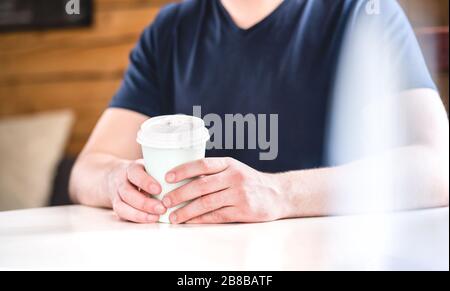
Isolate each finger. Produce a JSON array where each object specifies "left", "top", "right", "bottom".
[
  {"left": 113, "top": 197, "right": 159, "bottom": 223},
  {"left": 185, "top": 207, "right": 237, "bottom": 224},
  {"left": 127, "top": 161, "right": 161, "bottom": 195},
  {"left": 165, "top": 158, "right": 229, "bottom": 184},
  {"left": 170, "top": 189, "right": 238, "bottom": 224},
  {"left": 163, "top": 173, "right": 230, "bottom": 208},
  {"left": 118, "top": 182, "right": 166, "bottom": 215}
]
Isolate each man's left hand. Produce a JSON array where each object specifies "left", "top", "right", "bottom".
[{"left": 162, "top": 157, "right": 287, "bottom": 224}]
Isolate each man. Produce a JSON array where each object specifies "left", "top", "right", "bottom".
[{"left": 69, "top": 0, "right": 449, "bottom": 224}]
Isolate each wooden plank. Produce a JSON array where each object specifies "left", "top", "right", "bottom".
[
  {"left": 0, "top": 7, "right": 160, "bottom": 82},
  {"left": 0, "top": 41, "right": 135, "bottom": 83},
  {"left": 0, "top": 79, "right": 123, "bottom": 155},
  {"left": 399, "top": 0, "right": 449, "bottom": 27},
  {"left": 0, "top": 8, "right": 158, "bottom": 51},
  {"left": 0, "top": 1, "right": 169, "bottom": 155},
  {"left": 0, "top": 79, "right": 119, "bottom": 115},
  {"left": 0, "top": 0, "right": 175, "bottom": 51},
  {"left": 417, "top": 27, "right": 449, "bottom": 73}
]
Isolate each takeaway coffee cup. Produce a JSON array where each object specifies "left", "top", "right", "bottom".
[{"left": 137, "top": 115, "right": 210, "bottom": 223}]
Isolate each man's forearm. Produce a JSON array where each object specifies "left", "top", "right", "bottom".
[
  {"left": 69, "top": 153, "right": 129, "bottom": 208},
  {"left": 277, "top": 145, "right": 449, "bottom": 218}
]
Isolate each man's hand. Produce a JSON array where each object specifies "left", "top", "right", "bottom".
[
  {"left": 108, "top": 160, "right": 166, "bottom": 223},
  {"left": 162, "top": 158, "right": 287, "bottom": 224}
]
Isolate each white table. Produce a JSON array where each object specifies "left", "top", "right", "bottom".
[{"left": 0, "top": 206, "right": 448, "bottom": 271}]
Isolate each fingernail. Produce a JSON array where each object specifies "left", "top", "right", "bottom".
[
  {"left": 171, "top": 214, "right": 178, "bottom": 224},
  {"left": 162, "top": 197, "right": 171, "bottom": 208},
  {"left": 166, "top": 172, "right": 176, "bottom": 183},
  {"left": 149, "top": 184, "right": 160, "bottom": 194},
  {"left": 155, "top": 204, "right": 166, "bottom": 214}
]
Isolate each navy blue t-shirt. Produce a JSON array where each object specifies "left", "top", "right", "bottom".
[{"left": 110, "top": 0, "right": 435, "bottom": 173}]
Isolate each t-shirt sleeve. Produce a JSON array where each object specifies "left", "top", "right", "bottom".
[
  {"left": 350, "top": 0, "right": 437, "bottom": 92},
  {"left": 109, "top": 22, "right": 163, "bottom": 117},
  {"left": 382, "top": 0, "right": 436, "bottom": 91}
]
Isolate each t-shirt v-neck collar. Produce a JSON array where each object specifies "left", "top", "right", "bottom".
[{"left": 215, "top": 0, "right": 290, "bottom": 36}]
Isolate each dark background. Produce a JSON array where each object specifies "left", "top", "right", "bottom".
[{"left": 0, "top": 0, "right": 93, "bottom": 32}]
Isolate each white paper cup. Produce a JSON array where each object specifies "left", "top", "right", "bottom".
[{"left": 137, "top": 115, "right": 210, "bottom": 223}]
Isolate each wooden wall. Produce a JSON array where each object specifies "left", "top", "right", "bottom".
[
  {"left": 399, "top": 0, "right": 449, "bottom": 27},
  {"left": 0, "top": 0, "right": 166, "bottom": 156},
  {"left": 399, "top": 0, "right": 449, "bottom": 111},
  {"left": 0, "top": 0, "right": 448, "bottom": 156}
]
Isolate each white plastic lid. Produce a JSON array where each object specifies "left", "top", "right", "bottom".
[{"left": 137, "top": 115, "right": 210, "bottom": 149}]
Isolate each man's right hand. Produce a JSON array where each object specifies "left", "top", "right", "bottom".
[
  {"left": 69, "top": 109, "right": 168, "bottom": 221},
  {"left": 108, "top": 160, "right": 166, "bottom": 223}
]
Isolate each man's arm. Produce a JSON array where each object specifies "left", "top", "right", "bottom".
[
  {"left": 162, "top": 89, "right": 449, "bottom": 224},
  {"left": 279, "top": 89, "right": 449, "bottom": 217},
  {"left": 69, "top": 108, "right": 167, "bottom": 222}
]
